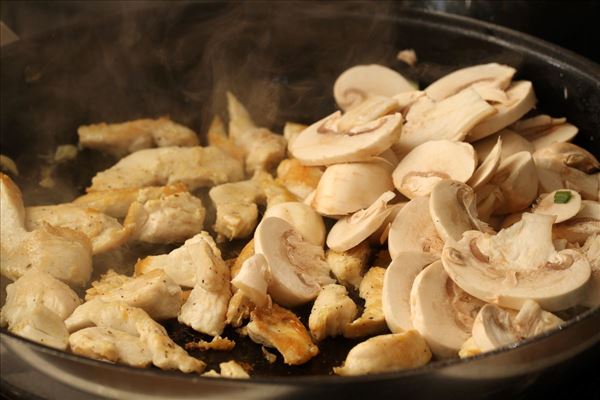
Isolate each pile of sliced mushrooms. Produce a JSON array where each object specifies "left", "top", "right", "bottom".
[{"left": 1, "top": 61, "right": 599, "bottom": 378}]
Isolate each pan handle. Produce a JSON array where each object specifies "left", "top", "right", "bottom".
[{"left": 0, "top": 21, "right": 19, "bottom": 46}]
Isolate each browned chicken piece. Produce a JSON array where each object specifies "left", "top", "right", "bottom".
[
  {"left": 230, "top": 239, "right": 255, "bottom": 279},
  {"left": 206, "top": 115, "right": 245, "bottom": 162},
  {"left": 65, "top": 299, "right": 205, "bottom": 374},
  {"left": 309, "top": 284, "right": 358, "bottom": 341},
  {"left": 78, "top": 117, "right": 199, "bottom": 157},
  {"left": 202, "top": 361, "right": 250, "bottom": 379},
  {"left": 276, "top": 159, "right": 323, "bottom": 201},
  {"left": 246, "top": 303, "right": 319, "bottom": 365},
  {"left": 326, "top": 241, "right": 371, "bottom": 289},
  {"left": 253, "top": 170, "right": 298, "bottom": 206},
  {"left": 88, "top": 146, "right": 244, "bottom": 192},
  {"left": 343, "top": 267, "right": 387, "bottom": 339},
  {"left": 85, "top": 270, "right": 132, "bottom": 299},
  {"left": 225, "top": 290, "right": 255, "bottom": 328},
  {"left": 185, "top": 336, "right": 236, "bottom": 351},
  {"left": 1, "top": 174, "right": 93, "bottom": 287}
]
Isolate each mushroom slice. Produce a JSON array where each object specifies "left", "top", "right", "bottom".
[
  {"left": 333, "top": 331, "right": 431, "bottom": 376},
  {"left": 468, "top": 81, "right": 536, "bottom": 142},
  {"left": 289, "top": 110, "right": 402, "bottom": 166},
  {"left": 425, "top": 63, "right": 516, "bottom": 101},
  {"left": 580, "top": 234, "right": 600, "bottom": 308},
  {"left": 430, "top": 180, "right": 493, "bottom": 242},
  {"left": 489, "top": 151, "right": 539, "bottom": 214},
  {"left": 533, "top": 189, "right": 582, "bottom": 223},
  {"left": 382, "top": 252, "right": 438, "bottom": 333},
  {"left": 276, "top": 159, "right": 323, "bottom": 200},
  {"left": 231, "top": 254, "right": 270, "bottom": 308},
  {"left": 283, "top": 122, "right": 307, "bottom": 149},
  {"left": 311, "top": 161, "right": 394, "bottom": 217},
  {"left": 392, "top": 90, "right": 426, "bottom": 115},
  {"left": 472, "top": 301, "right": 563, "bottom": 352},
  {"left": 473, "top": 129, "right": 534, "bottom": 162},
  {"left": 552, "top": 200, "right": 600, "bottom": 245},
  {"left": 343, "top": 267, "right": 387, "bottom": 339},
  {"left": 393, "top": 140, "right": 477, "bottom": 199},
  {"left": 78, "top": 117, "right": 199, "bottom": 158},
  {"left": 309, "top": 284, "right": 358, "bottom": 341},
  {"left": 534, "top": 143, "right": 599, "bottom": 174},
  {"left": 246, "top": 303, "right": 319, "bottom": 365},
  {"left": 510, "top": 115, "right": 579, "bottom": 151},
  {"left": 263, "top": 202, "right": 326, "bottom": 246},
  {"left": 396, "top": 89, "right": 495, "bottom": 155},
  {"left": 88, "top": 146, "right": 244, "bottom": 192},
  {"left": 410, "top": 261, "right": 484, "bottom": 358},
  {"left": 326, "top": 241, "right": 371, "bottom": 289},
  {"left": 254, "top": 217, "right": 334, "bottom": 307},
  {"left": 333, "top": 64, "right": 414, "bottom": 111},
  {"left": 327, "top": 191, "right": 396, "bottom": 252},
  {"left": 441, "top": 213, "right": 592, "bottom": 311},
  {"left": 467, "top": 137, "right": 503, "bottom": 190},
  {"left": 388, "top": 196, "right": 444, "bottom": 259}
]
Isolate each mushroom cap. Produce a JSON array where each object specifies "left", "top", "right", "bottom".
[
  {"left": 467, "top": 137, "right": 503, "bottom": 190},
  {"left": 425, "top": 63, "right": 516, "bottom": 101},
  {"left": 388, "top": 196, "right": 444, "bottom": 259},
  {"left": 382, "top": 251, "right": 438, "bottom": 333},
  {"left": 327, "top": 191, "right": 396, "bottom": 252},
  {"left": 311, "top": 161, "right": 394, "bottom": 217},
  {"left": 490, "top": 151, "right": 539, "bottom": 214},
  {"left": 392, "top": 140, "right": 477, "bottom": 199},
  {"left": 333, "top": 64, "right": 415, "bottom": 111},
  {"left": 533, "top": 189, "right": 582, "bottom": 223},
  {"left": 441, "top": 213, "right": 592, "bottom": 311},
  {"left": 263, "top": 202, "right": 326, "bottom": 246},
  {"left": 473, "top": 129, "right": 534, "bottom": 162},
  {"left": 289, "top": 111, "right": 402, "bottom": 166}
]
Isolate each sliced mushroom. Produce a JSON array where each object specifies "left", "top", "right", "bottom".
[
  {"left": 425, "top": 63, "right": 516, "bottom": 101},
  {"left": 468, "top": 81, "right": 536, "bottom": 142},
  {"left": 410, "top": 260, "right": 484, "bottom": 358},
  {"left": 333, "top": 64, "right": 414, "bottom": 111},
  {"left": 472, "top": 300, "right": 563, "bottom": 352},
  {"left": 552, "top": 200, "right": 600, "bottom": 245},
  {"left": 231, "top": 254, "right": 270, "bottom": 308},
  {"left": 580, "top": 234, "right": 600, "bottom": 308},
  {"left": 533, "top": 189, "right": 582, "bottom": 223},
  {"left": 263, "top": 202, "right": 326, "bottom": 246},
  {"left": 327, "top": 191, "right": 396, "bottom": 252},
  {"left": 392, "top": 90, "right": 426, "bottom": 115},
  {"left": 510, "top": 115, "right": 578, "bottom": 151},
  {"left": 396, "top": 89, "right": 495, "bottom": 155},
  {"left": 441, "top": 213, "right": 592, "bottom": 311},
  {"left": 429, "top": 180, "right": 493, "bottom": 242},
  {"left": 311, "top": 161, "right": 394, "bottom": 217},
  {"left": 534, "top": 143, "right": 599, "bottom": 174},
  {"left": 392, "top": 140, "right": 477, "bottom": 199},
  {"left": 254, "top": 217, "right": 334, "bottom": 307},
  {"left": 467, "top": 137, "right": 503, "bottom": 190},
  {"left": 333, "top": 331, "right": 431, "bottom": 376},
  {"left": 388, "top": 196, "right": 444, "bottom": 259},
  {"left": 283, "top": 122, "right": 307, "bottom": 149},
  {"left": 473, "top": 129, "right": 534, "bottom": 162},
  {"left": 489, "top": 151, "right": 539, "bottom": 214},
  {"left": 382, "top": 252, "right": 438, "bottom": 332}
]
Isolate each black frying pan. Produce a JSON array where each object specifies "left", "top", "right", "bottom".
[{"left": 1, "top": 2, "right": 599, "bottom": 399}]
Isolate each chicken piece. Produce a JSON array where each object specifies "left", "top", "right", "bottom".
[
  {"left": 65, "top": 299, "right": 205, "bottom": 373},
  {"left": 276, "top": 159, "right": 323, "bottom": 200},
  {"left": 246, "top": 303, "right": 319, "bottom": 365},
  {"left": 253, "top": 170, "right": 298, "bottom": 206},
  {"left": 178, "top": 240, "right": 232, "bottom": 336},
  {"left": 219, "top": 361, "right": 250, "bottom": 378},
  {"left": 73, "top": 184, "right": 188, "bottom": 218},
  {"left": 334, "top": 331, "right": 432, "bottom": 376},
  {"left": 185, "top": 336, "right": 236, "bottom": 351},
  {"left": 69, "top": 327, "right": 152, "bottom": 367},
  {"left": 88, "top": 146, "right": 244, "bottom": 192},
  {"left": 344, "top": 267, "right": 387, "bottom": 338},
  {"left": 126, "top": 190, "right": 206, "bottom": 244},
  {"left": 326, "top": 241, "right": 371, "bottom": 289},
  {"left": 1, "top": 269, "right": 81, "bottom": 349},
  {"left": 206, "top": 115, "right": 245, "bottom": 162},
  {"left": 25, "top": 204, "right": 134, "bottom": 254},
  {"left": 134, "top": 231, "right": 220, "bottom": 287},
  {"left": 459, "top": 337, "right": 483, "bottom": 359},
  {"left": 78, "top": 117, "right": 199, "bottom": 157},
  {"left": 225, "top": 290, "right": 255, "bottom": 328},
  {"left": 1, "top": 174, "right": 93, "bottom": 286},
  {"left": 309, "top": 284, "right": 358, "bottom": 341},
  {"left": 227, "top": 92, "right": 287, "bottom": 174},
  {"left": 85, "top": 270, "right": 182, "bottom": 320}
]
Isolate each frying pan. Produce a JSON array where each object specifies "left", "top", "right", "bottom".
[{"left": 1, "top": 2, "right": 599, "bottom": 399}]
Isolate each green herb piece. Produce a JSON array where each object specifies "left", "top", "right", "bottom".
[{"left": 554, "top": 191, "right": 572, "bottom": 204}]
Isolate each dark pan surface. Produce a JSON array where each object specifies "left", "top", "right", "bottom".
[{"left": 1, "top": 1, "right": 599, "bottom": 391}]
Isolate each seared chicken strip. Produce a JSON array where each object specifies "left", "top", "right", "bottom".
[
  {"left": 326, "top": 241, "right": 371, "bottom": 289},
  {"left": 135, "top": 231, "right": 220, "bottom": 288},
  {"left": 178, "top": 240, "right": 232, "bottom": 336},
  {"left": 218, "top": 361, "right": 250, "bottom": 378},
  {"left": 309, "top": 284, "right": 358, "bottom": 341},
  {"left": 78, "top": 117, "right": 199, "bottom": 157},
  {"left": 88, "top": 146, "right": 244, "bottom": 192},
  {"left": 1, "top": 174, "right": 93, "bottom": 286},
  {"left": 227, "top": 92, "right": 287, "bottom": 174},
  {"left": 65, "top": 299, "right": 205, "bottom": 373},
  {"left": 85, "top": 270, "right": 183, "bottom": 320},
  {"left": 69, "top": 327, "right": 152, "bottom": 367},
  {"left": 226, "top": 291, "right": 255, "bottom": 328},
  {"left": 246, "top": 303, "right": 319, "bottom": 365},
  {"left": 276, "top": 159, "right": 323, "bottom": 201},
  {"left": 206, "top": 115, "right": 245, "bottom": 162},
  {"left": 344, "top": 267, "right": 387, "bottom": 338}
]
